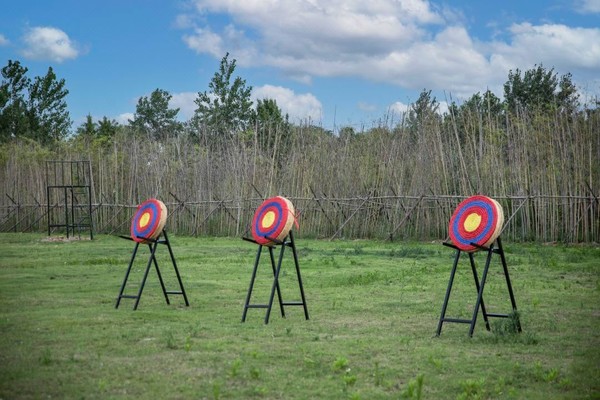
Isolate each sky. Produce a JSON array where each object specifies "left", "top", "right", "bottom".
[{"left": 1, "top": 0, "right": 599, "bottom": 132}]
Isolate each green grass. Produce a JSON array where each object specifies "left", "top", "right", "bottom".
[{"left": 0, "top": 233, "right": 598, "bottom": 399}]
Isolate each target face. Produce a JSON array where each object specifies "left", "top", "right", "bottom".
[
  {"left": 130, "top": 198, "right": 168, "bottom": 243},
  {"left": 251, "top": 196, "right": 296, "bottom": 246},
  {"left": 449, "top": 195, "right": 504, "bottom": 252}
]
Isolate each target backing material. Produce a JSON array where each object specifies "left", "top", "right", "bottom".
[
  {"left": 130, "top": 198, "right": 168, "bottom": 243},
  {"left": 448, "top": 195, "right": 504, "bottom": 252},
  {"left": 251, "top": 196, "right": 296, "bottom": 246}
]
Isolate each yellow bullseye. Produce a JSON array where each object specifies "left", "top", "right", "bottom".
[
  {"left": 139, "top": 212, "right": 150, "bottom": 228},
  {"left": 262, "top": 211, "right": 275, "bottom": 228},
  {"left": 464, "top": 213, "right": 481, "bottom": 232}
]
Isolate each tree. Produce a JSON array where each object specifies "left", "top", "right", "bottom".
[
  {"left": 0, "top": 60, "right": 31, "bottom": 142},
  {"left": 406, "top": 89, "right": 440, "bottom": 142},
  {"left": 27, "top": 66, "right": 71, "bottom": 143},
  {"left": 253, "top": 98, "right": 289, "bottom": 153},
  {"left": 75, "top": 114, "right": 98, "bottom": 138},
  {"left": 97, "top": 116, "right": 119, "bottom": 139},
  {"left": 193, "top": 53, "right": 254, "bottom": 137},
  {"left": 130, "top": 88, "right": 181, "bottom": 140},
  {"left": 503, "top": 64, "right": 579, "bottom": 114}
]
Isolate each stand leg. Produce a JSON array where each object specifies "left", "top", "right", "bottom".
[
  {"left": 289, "top": 231, "right": 309, "bottom": 320},
  {"left": 268, "top": 245, "right": 286, "bottom": 319},
  {"left": 497, "top": 238, "right": 521, "bottom": 332},
  {"left": 265, "top": 242, "right": 286, "bottom": 324},
  {"left": 437, "top": 249, "right": 461, "bottom": 336},
  {"left": 149, "top": 242, "right": 171, "bottom": 305},
  {"left": 468, "top": 244, "right": 494, "bottom": 337},
  {"left": 133, "top": 240, "right": 159, "bottom": 310},
  {"left": 468, "top": 252, "right": 490, "bottom": 331},
  {"left": 242, "top": 246, "right": 263, "bottom": 322},
  {"left": 164, "top": 230, "right": 190, "bottom": 306},
  {"left": 116, "top": 242, "right": 140, "bottom": 308}
]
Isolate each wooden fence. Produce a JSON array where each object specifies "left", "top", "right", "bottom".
[{"left": 2, "top": 193, "right": 598, "bottom": 243}]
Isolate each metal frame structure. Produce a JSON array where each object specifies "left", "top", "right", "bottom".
[
  {"left": 46, "top": 160, "right": 93, "bottom": 239},
  {"left": 242, "top": 230, "right": 309, "bottom": 324},
  {"left": 115, "top": 230, "right": 190, "bottom": 310},
  {"left": 436, "top": 237, "right": 521, "bottom": 337}
]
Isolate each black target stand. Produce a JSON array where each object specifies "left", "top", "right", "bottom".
[
  {"left": 115, "top": 230, "right": 189, "bottom": 310},
  {"left": 242, "top": 230, "right": 309, "bottom": 324},
  {"left": 436, "top": 237, "right": 520, "bottom": 337}
]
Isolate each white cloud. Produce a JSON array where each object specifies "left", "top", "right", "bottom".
[
  {"left": 116, "top": 113, "right": 134, "bottom": 125},
  {"left": 184, "top": 0, "right": 442, "bottom": 68},
  {"left": 169, "top": 92, "right": 197, "bottom": 120},
  {"left": 252, "top": 84, "right": 322, "bottom": 123},
  {"left": 494, "top": 23, "right": 600, "bottom": 70},
  {"left": 576, "top": 0, "right": 600, "bottom": 13},
  {"left": 174, "top": 14, "right": 196, "bottom": 29},
  {"left": 0, "top": 34, "right": 9, "bottom": 46},
  {"left": 389, "top": 101, "right": 410, "bottom": 116},
  {"left": 179, "top": 0, "right": 600, "bottom": 99},
  {"left": 20, "top": 26, "right": 79, "bottom": 62},
  {"left": 182, "top": 27, "right": 224, "bottom": 58}
]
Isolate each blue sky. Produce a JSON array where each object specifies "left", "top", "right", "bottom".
[{"left": 1, "top": 0, "right": 599, "bottom": 132}]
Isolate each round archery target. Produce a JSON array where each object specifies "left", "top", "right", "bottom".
[
  {"left": 448, "top": 195, "right": 504, "bottom": 252},
  {"left": 130, "top": 198, "right": 168, "bottom": 243},
  {"left": 251, "top": 196, "right": 296, "bottom": 246}
]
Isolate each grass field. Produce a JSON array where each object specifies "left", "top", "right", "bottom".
[{"left": 0, "top": 233, "right": 598, "bottom": 399}]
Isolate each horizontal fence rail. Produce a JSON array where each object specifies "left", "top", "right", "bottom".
[{"left": 1, "top": 194, "right": 598, "bottom": 243}]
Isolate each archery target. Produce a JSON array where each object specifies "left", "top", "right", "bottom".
[
  {"left": 251, "top": 196, "right": 296, "bottom": 246},
  {"left": 448, "top": 195, "right": 504, "bottom": 252},
  {"left": 130, "top": 198, "right": 168, "bottom": 243}
]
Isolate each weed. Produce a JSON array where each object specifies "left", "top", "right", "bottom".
[
  {"left": 230, "top": 359, "right": 242, "bottom": 377},
  {"left": 343, "top": 373, "right": 357, "bottom": 387},
  {"left": 333, "top": 356, "right": 349, "bottom": 371},
  {"left": 165, "top": 330, "right": 177, "bottom": 349},
  {"left": 558, "top": 377, "right": 573, "bottom": 389},
  {"left": 212, "top": 382, "right": 221, "bottom": 400},
  {"left": 457, "top": 377, "right": 485, "bottom": 400},
  {"left": 544, "top": 368, "right": 560, "bottom": 383},
  {"left": 250, "top": 367, "right": 261, "bottom": 379},
  {"left": 39, "top": 348, "right": 52, "bottom": 366},
  {"left": 401, "top": 374, "right": 424, "bottom": 399},
  {"left": 373, "top": 361, "right": 384, "bottom": 386},
  {"left": 428, "top": 355, "right": 443, "bottom": 370}
]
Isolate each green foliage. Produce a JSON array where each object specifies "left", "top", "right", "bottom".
[
  {"left": 193, "top": 53, "right": 254, "bottom": 138},
  {"left": 457, "top": 377, "right": 485, "bottom": 400},
  {"left": 406, "top": 89, "right": 440, "bottom": 140},
  {"left": 401, "top": 374, "right": 424, "bottom": 399},
  {"left": 503, "top": 64, "right": 579, "bottom": 114},
  {"left": 253, "top": 97, "right": 291, "bottom": 157},
  {"left": 28, "top": 66, "right": 72, "bottom": 143},
  {"left": 0, "top": 60, "right": 71, "bottom": 144},
  {"left": 131, "top": 88, "right": 181, "bottom": 139},
  {"left": 0, "top": 60, "right": 32, "bottom": 142}
]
